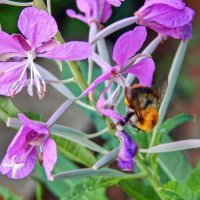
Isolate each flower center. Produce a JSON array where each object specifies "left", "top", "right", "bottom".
[
  {"left": 27, "top": 50, "right": 37, "bottom": 60},
  {"left": 26, "top": 50, "right": 47, "bottom": 99}
]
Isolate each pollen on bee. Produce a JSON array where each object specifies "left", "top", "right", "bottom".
[
  {"left": 124, "top": 98, "right": 130, "bottom": 106},
  {"left": 136, "top": 107, "right": 159, "bottom": 132}
]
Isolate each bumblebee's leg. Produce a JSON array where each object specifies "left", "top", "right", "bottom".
[{"left": 117, "top": 112, "right": 134, "bottom": 126}]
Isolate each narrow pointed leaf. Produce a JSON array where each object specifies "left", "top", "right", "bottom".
[
  {"left": 51, "top": 124, "right": 108, "bottom": 155},
  {"left": 52, "top": 135, "right": 97, "bottom": 167},
  {"left": 61, "top": 177, "right": 117, "bottom": 200},
  {"left": 159, "top": 135, "right": 192, "bottom": 181},
  {"left": 140, "top": 140, "right": 200, "bottom": 154},
  {"left": 158, "top": 113, "right": 193, "bottom": 135},
  {"left": 93, "top": 148, "right": 119, "bottom": 169},
  {"left": 53, "top": 168, "right": 135, "bottom": 180}
]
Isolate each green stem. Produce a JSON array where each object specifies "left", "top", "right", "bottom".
[
  {"left": 149, "top": 40, "right": 189, "bottom": 149},
  {"left": 46, "top": 0, "right": 51, "bottom": 14},
  {"left": 157, "top": 158, "right": 176, "bottom": 181},
  {"left": 136, "top": 155, "right": 165, "bottom": 200},
  {"left": 87, "top": 128, "right": 108, "bottom": 139},
  {"left": 68, "top": 61, "right": 88, "bottom": 91}
]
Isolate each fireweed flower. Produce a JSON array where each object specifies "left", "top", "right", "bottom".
[
  {"left": 135, "top": 0, "right": 195, "bottom": 41},
  {"left": 0, "top": 7, "right": 92, "bottom": 98},
  {"left": 66, "top": 0, "right": 112, "bottom": 27},
  {"left": 83, "top": 26, "right": 155, "bottom": 120},
  {"left": 116, "top": 130, "right": 138, "bottom": 171},
  {"left": 0, "top": 114, "right": 56, "bottom": 180},
  {"left": 92, "top": 0, "right": 195, "bottom": 43}
]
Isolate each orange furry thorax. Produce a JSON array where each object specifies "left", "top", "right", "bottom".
[{"left": 136, "top": 107, "right": 159, "bottom": 132}]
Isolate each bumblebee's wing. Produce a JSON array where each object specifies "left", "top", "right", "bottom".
[
  {"left": 152, "top": 75, "right": 168, "bottom": 108},
  {"left": 125, "top": 87, "right": 143, "bottom": 121}
]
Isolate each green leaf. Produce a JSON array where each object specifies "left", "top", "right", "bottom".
[
  {"left": 0, "top": 186, "right": 21, "bottom": 200},
  {"left": 159, "top": 134, "right": 193, "bottom": 182},
  {"left": 54, "top": 168, "right": 141, "bottom": 180},
  {"left": 187, "top": 164, "right": 200, "bottom": 197},
  {"left": 84, "top": 188, "right": 108, "bottom": 200},
  {"left": 0, "top": 97, "right": 19, "bottom": 123},
  {"left": 119, "top": 179, "right": 160, "bottom": 200},
  {"left": 51, "top": 124, "right": 108, "bottom": 154},
  {"left": 160, "top": 181, "right": 196, "bottom": 200},
  {"left": 158, "top": 113, "right": 193, "bottom": 135},
  {"left": 61, "top": 177, "right": 118, "bottom": 200},
  {"left": 53, "top": 135, "right": 97, "bottom": 167},
  {"left": 34, "top": 153, "right": 79, "bottom": 198}
]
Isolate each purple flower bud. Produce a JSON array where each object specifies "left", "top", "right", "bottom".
[
  {"left": 116, "top": 130, "right": 138, "bottom": 171},
  {"left": 135, "top": 0, "right": 195, "bottom": 41}
]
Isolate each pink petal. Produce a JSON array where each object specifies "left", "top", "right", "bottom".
[
  {"left": 76, "top": 0, "right": 94, "bottom": 17},
  {"left": 113, "top": 26, "right": 147, "bottom": 67},
  {"left": 142, "top": 0, "right": 185, "bottom": 10},
  {"left": 148, "top": 21, "right": 192, "bottom": 41},
  {"left": 82, "top": 68, "right": 113, "bottom": 95},
  {"left": 18, "top": 113, "right": 49, "bottom": 136},
  {"left": 0, "top": 154, "right": 13, "bottom": 175},
  {"left": 66, "top": 9, "right": 88, "bottom": 24},
  {"left": 7, "top": 126, "right": 34, "bottom": 160},
  {"left": 143, "top": 5, "right": 194, "bottom": 28},
  {"left": 0, "top": 62, "right": 27, "bottom": 96},
  {"left": 0, "top": 31, "right": 26, "bottom": 55},
  {"left": 36, "top": 39, "right": 59, "bottom": 54},
  {"left": 0, "top": 126, "right": 36, "bottom": 178},
  {"left": 97, "top": 84, "right": 123, "bottom": 120},
  {"left": 43, "top": 138, "right": 57, "bottom": 180},
  {"left": 99, "top": 1, "right": 112, "bottom": 23},
  {"left": 8, "top": 149, "right": 37, "bottom": 179},
  {"left": 1, "top": 148, "right": 37, "bottom": 179},
  {"left": 107, "top": 0, "right": 122, "bottom": 7},
  {"left": 11, "top": 34, "right": 31, "bottom": 51},
  {"left": 18, "top": 7, "right": 58, "bottom": 48},
  {"left": 122, "top": 58, "right": 155, "bottom": 86},
  {"left": 38, "top": 41, "right": 92, "bottom": 61}
]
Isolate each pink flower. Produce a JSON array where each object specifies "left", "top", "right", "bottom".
[
  {"left": 83, "top": 26, "right": 155, "bottom": 120},
  {"left": 66, "top": 0, "right": 112, "bottom": 26},
  {"left": 0, "top": 7, "right": 92, "bottom": 98},
  {"left": 0, "top": 114, "right": 56, "bottom": 180},
  {"left": 135, "top": 0, "right": 195, "bottom": 41}
]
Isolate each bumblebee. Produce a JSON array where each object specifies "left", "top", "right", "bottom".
[{"left": 118, "top": 77, "right": 167, "bottom": 132}]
